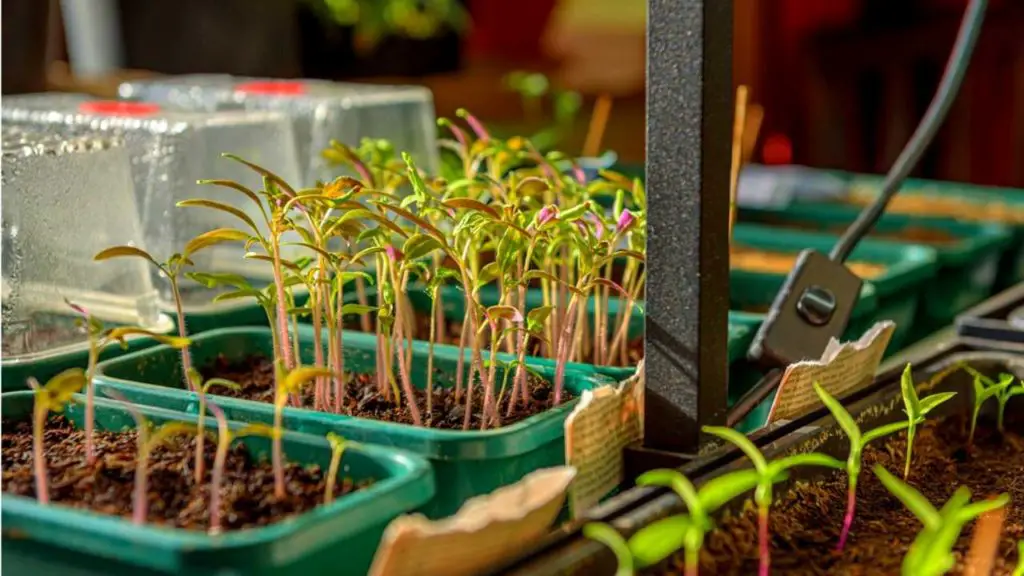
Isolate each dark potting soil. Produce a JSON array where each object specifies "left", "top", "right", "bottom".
[
  {"left": 199, "top": 354, "right": 574, "bottom": 430},
  {"left": 1, "top": 416, "right": 362, "bottom": 531},
  {"left": 649, "top": 413, "right": 1024, "bottom": 575}
]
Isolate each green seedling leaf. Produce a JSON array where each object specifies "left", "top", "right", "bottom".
[
  {"left": 582, "top": 523, "right": 634, "bottom": 576},
  {"left": 222, "top": 154, "right": 297, "bottom": 198},
  {"left": 177, "top": 199, "right": 259, "bottom": 235},
  {"left": 874, "top": 465, "right": 941, "bottom": 530},
  {"left": 287, "top": 307, "right": 313, "bottom": 317},
  {"left": 236, "top": 422, "right": 282, "bottom": 440},
  {"left": 814, "top": 382, "right": 862, "bottom": 445},
  {"left": 197, "top": 179, "right": 264, "bottom": 212},
  {"left": 340, "top": 303, "right": 379, "bottom": 316},
  {"left": 146, "top": 422, "right": 199, "bottom": 451},
  {"left": 38, "top": 368, "right": 88, "bottom": 411},
  {"left": 768, "top": 452, "right": 844, "bottom": 475},
  {"left": 901, "top": 364, "right": 921, "bottom": 414},
  {"left": 373, "top": 202, "right": 443, "bottom": 241},
  {"left": 403, "top": 233, "right": 444, "bottom": 262},
  {"left": 104, "top": 328, "right": 191, "bottom": 349},
  {"left": 862, "top": 421, "right": 911, "bottom": 445},
  {"left": 186, "top": 272, "right": 250, "bottom": 289},
  {"left": 703, "top": 426, "right": 767, "bottom": 472},
  {"left": 918, "top": 392, "right": 957, "bottom": 415},
  {"left": 94, "top": 245, "right": 160, "bottom": 268},
  {"left": 697, "top": 469, "right": 761, "bottom": 511},
  {"left": 628, "top": 515, "right": 691, "bottom": 568},
  {"left": 213, "top": 289, "right": 264, "bottom": 303},
  {"left": 1013, "top": 541, "right": 1024, "bottom": 576}
]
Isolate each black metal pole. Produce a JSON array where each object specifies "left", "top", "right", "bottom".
[{"left": 643, "top": 0, "right": 733, "bottom": 453}]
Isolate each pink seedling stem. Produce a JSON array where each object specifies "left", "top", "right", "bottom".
[
  {"left": 207, "top": 400, "right": 229, "bottom": 534},
  {"left": 758, "top": 507, "right": 770, "bottom": 576},
  {"left": 837, "top": 485, "right": 857, "bottom": 551}
]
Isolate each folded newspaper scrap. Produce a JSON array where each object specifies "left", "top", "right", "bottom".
[{"left": 767, "top": 321, "right": 896, "bottom": 424}]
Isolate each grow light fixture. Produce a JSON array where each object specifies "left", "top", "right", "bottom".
[{"left": 729, "top": 0, "right": 990, "bottom": 428}]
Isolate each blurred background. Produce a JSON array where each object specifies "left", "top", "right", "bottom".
[{"left": 3, "top": 0, "right": 1023, "bottom": 187}]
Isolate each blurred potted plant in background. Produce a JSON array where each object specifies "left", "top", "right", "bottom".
[{"left": 299, "top": 0, "right": 470, "bottom": 78}]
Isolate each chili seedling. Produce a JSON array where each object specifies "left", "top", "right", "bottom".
[
  {"left": 873, "top": 465, "right": 1009, "bottom": 576},
  {"left": 814, "top": 381, "right": 914, "bottom": 551},
  {"left": 898, "top": 363, "right": 956, "bottom": 479},
  {"left": 582, "top": 522, "right": 634, "bottom": 576},
  {"left": 703, "top": 425, "right": 843, "bottom": 576}
]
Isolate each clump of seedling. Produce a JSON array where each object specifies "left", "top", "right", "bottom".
[
  {"left": 27, "top": 369, "right": 87, "bottom": 504},
  {"left": 65, "top": 299, "right": 191, "bottom": 466},
  {"left": 93, "top": 114, "right": 647, "bottom": 435},
  {"left": 323, "top": 432, "right": 347, "bottom": 505},
  {"left": 188, "top": 369, "right": 240, "bottom": 483},
  {"left": 703, "top": 426, "right": 843, "bottom": 576},
  {"left": 813, "top": 382, "right": 915, "bottom": 551},
  {"left": 961, "top": 365, "right": 1020, "bottom": 446},
  {"left": 582, "top": 522, "right": 634, "bottom": 576},
  {"left": 873, "top": 465, "right": 1009, "bottom": 576},
  {"left": 898, "top": 364, "right": 956, "bottom": 479},
  {"left": 628, "top": 467, "right": 760, "bottom": 576}
]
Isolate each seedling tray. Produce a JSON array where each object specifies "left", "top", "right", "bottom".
[
  {"left": 841, "top": 172, "right": 1024, "bottom": 292},
  {"left": 0, "top": 391, "right": 434, "bottom": 576},
  {"left": 956, "top": 282, "right": 1024, "bottom": 346},
  {"left": 739, "top": 205, "right": 1014, "bottom": 340},
  {"left": 483, "top": 340, "right": 1019, "bottom": 575},
  {"left": 93, "top": 326, "right": 608, "bottom": 518},
  {"left": 1, "top": 313, "right": 176, "bottom": 394},
  {"left": 732, "top": 223, "right": 939, "bottom": 350}
]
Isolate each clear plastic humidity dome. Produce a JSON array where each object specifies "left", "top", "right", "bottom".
[
  {"left": 117, "top": 75, "right": 439, "bottom": 187},
  {"left": 1, "top": 126, "right": 173, "bottom": 364},
  {"left": 1, "top": 93, "right": 304, "bottom": 312}
]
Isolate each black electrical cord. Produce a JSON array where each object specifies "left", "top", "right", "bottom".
[
  {"left": 829, "top": 0, "right": 988, "bottom": 262},
  {"left": 726, "top": 0, "right": 988, "bottom": 429}
]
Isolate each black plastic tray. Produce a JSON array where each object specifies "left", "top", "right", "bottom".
[
  {"left": 956, "top": 283, "right": 1024, "bottom": 346},
  {"left": 483, "top": 337, "right": 1001, "bottom": 575}
]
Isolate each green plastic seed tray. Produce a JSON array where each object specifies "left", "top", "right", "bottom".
[
  {"left": 738, "top": 206, "right": 1013, "bottom": 341},
  {"left": 0, "top": 391, "right": 434, "bottom": 576},
  {"left": 841, "top": 172, "right": 1024, "bottom": 291},
  {"left": 93, "top": 326, "right": 609, "bottom": 518}
]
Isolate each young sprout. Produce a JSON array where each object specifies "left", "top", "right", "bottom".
[
  {"left": 323, "top": 432, "right": 347, "bottom": 505},
  {"left": 962, "top": 365, "right": 1016, "bottom": 447},
  {"left": 28, "top": 369, "right": 87, "bottom": 504},
  {"left": 814, "top": 382, "right": 914, "bottom": 551},
  {"left": 65, "top": 300, "right": 191, "bottom": 466},
  {"left": 995, "top": 377, "right": 1024, "bottom": 434},
  {"left": 205, "top": 398, "right": 230, "bottom": 534},
  {"left": 873, "top": 465, "right": 1009, "bottom": 576},
  {"left": 629, "top": 468, "right": 760, "bottom": 576},
  {"left": 703, "top": 426, "right": 843, "bottom": 576},
  {"left": 271, "top": 366, "right": 335, "bottom": 497},
  {"left": 899, "top": 364, "right": 956, "bottom": 479},
  {"left": 582, "top": 522, "right": 635, "bottom": 576},
  {"left": 93, "top": 245, "right": 216, "bottom": 388},
  {"left": 187, "top": 369, "right": 241, "bottom": 484}
]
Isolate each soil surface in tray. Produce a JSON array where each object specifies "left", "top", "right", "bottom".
[
  {"left": 731, "top": 246, "right": 886, "bottom": 279},
  {"left": 1, "top": 416, "right": 362, "bottom": 531},
  {"left": 750, "top": 219, "right": 962, "bottom": 246},
  {"left": 200, "top": 354, "right": 573, "bottom": 430},
  {"left": 652, "top": 412, "right": 1023, "bottom": 575},
  {"left": 847, "top": 190, "right": 1024, "bottom": 225}
]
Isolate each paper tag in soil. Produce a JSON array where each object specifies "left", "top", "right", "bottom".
[
  {"left": 564, "top": 360, "right": 644, "bottom": 518},
  {"left": 767, "top": 321, "right": 895, "bottom": 424},
  {"left": 368, "top": 466, "right": 576, "bottom": 576}
]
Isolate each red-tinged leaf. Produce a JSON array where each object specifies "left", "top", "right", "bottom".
[
  {"left": 177, "top": 199, "right": 260, "bottom": 235},
  {"left": 184, "top": 228, "right": 252, "bottom": 257},
  {"left": 197, "top": 179, "right": 266, "bottom": 215},
  {"left": 442, "top": 197, "right": 500, "bottom": 219},
  {"left": 362, "top": 211, "right": 410, "bottom": 240},
  {"left": 487, "top": 305, "right": 523, "bottom": 323},
  {"left": 94, "top": 245, "right": 159, "bottom": 267},
  {"left": 589, "top": 278, "right": 631, "bottom": 300},
  {"left": 402, "top": 234, "right": 443, "bottom": 262},
  {"left": 222, "top": 154, "right": 297, "bottom": 198},
  {"left": 244, "top": 252, "right": 300, "bottom": 271},
  {"left": 373, "top": 202, "right": 444, "bottom": 241}
]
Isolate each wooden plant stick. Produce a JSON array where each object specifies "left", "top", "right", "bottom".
[
  {"left": 582, "top": 94, "right": 613, "bottom": 158},
  {"left": 728, "top": 85, "right": 749, "bottom": 243},
  {"left": 964, "top": 506, "right": 1005, "bottom": 576}
]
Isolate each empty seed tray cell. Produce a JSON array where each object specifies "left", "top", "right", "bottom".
[
  {"left": 1, "top": 126, "right": 173, "bottom": 388},
  {"left": 118, "top": 75, "right": 440, "bottom": 187},
  {"left": 1, "top": 93, "right": 304, "bottom": 317}
]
